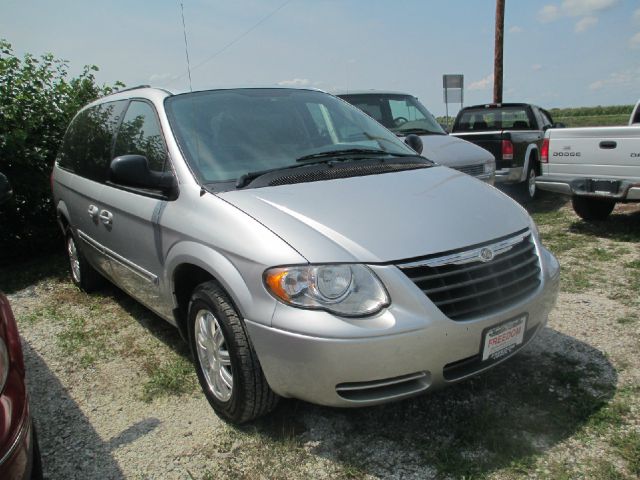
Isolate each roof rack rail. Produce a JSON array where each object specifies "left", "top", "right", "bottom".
[{"left": 113, "top": 84, "right": 151, "bottom": 94}]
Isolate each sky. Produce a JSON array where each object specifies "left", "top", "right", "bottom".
[{"left": 2, "top": 0, "right": 639, "bottom": 116}]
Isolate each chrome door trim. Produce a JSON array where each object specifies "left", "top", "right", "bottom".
[{"left": 77, "top": 229, "right": 159, "bottom": 285}]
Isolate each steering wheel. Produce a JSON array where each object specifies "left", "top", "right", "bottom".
[{"left": 393, "top": 116, "right": 408, "bottom": 126}]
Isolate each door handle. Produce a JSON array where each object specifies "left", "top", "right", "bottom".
[
  {"left": 599, "top": 141, "right": 617, "bottom": 149},
  {"left": 99, "top": 210, "right": 113, "bottom": 226},
  {"left": 88, "top": 205, "right": 99, "bottom": 218}
]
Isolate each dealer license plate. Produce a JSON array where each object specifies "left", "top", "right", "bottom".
[{"left": 482, "top": 316, "right": 526, "bottom": 361}]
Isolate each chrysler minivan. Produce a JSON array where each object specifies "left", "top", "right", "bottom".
[{"left": 51, "top": 87, "right": 559, "bottom": 424}]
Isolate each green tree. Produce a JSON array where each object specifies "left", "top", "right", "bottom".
[{"left": 0, "top": 39, "right": 123, "bottom": 265}]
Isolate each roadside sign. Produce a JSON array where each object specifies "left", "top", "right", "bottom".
[{"left": 443, "top": 74, "right": 464, "bottom": 129}]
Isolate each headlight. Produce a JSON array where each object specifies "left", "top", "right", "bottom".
[
  {"left": 264, "top": 264, "right": 389, "bottom": 317},
  {"left": 485, "top": 159, "right": 496, "bottom": 174}
]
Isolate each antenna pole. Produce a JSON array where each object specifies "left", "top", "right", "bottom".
[{"left": 180, "top": 2, "right": 193, "bottom": 91}]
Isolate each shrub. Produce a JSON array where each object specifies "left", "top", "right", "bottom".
[{"left": 0, "top": 40, "right": 123, "bottom": 265}]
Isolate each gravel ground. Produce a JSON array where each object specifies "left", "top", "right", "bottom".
[{"left": 5, "top": 196, "right": 640, "bottom": 479}]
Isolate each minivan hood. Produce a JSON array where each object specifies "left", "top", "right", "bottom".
[
  {"left": 219, "top": 166, "right": 530, "bottom": 263},
  {"left": 409, "top": 134, "right": 494, "bottom": 168}
]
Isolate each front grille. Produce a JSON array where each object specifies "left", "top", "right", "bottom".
[
  {"left": 398, "top": 230, "right": 541, "bottom": 320},
  {"left": 454, "top": 164, "right": 484, "bottom": 177}
]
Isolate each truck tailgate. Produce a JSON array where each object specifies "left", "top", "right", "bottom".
[
  {"left": 451, "top": 131, "right": 503, "bottom": 160},
  {"left": 547, "top": 126, "right": 640, "bottom": 181}
]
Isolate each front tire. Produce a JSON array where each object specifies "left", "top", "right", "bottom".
[
  {"left": 572, "top": 196, "right": 615, "bottom": 221},
  {"left": 66, "top": 233, "right": 102, "bottom": 292},
  {"left": 188, "top": 281, "right": 278, "bottom": 424}
]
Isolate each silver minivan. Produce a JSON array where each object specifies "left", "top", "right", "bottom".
[
  {"left": 52, "top": 87, "right": 560, "bottom": 424},
  {"left": 336, "top": 90, "right": 496, "bottom": 183}
]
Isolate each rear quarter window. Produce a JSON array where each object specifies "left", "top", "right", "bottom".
[{"left": 57, "top": 100, "right": 127, "bottom": 182}]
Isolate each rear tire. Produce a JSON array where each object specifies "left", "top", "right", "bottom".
[
  {"left": 520, "top": 160, "right": 538, "bottom": 202},
  {"left": 572, "top": 196, "right": 615, "bottom": 221},
  {"left": 188, "top": 281, "right": 278, "bottom": 424},
  {"left": 66, "top": 233, "right": 102, "bottom": 292}
]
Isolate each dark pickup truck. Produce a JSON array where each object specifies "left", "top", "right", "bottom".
[{"left": 451, "top": 103, "right": 564, "bottom": 200}]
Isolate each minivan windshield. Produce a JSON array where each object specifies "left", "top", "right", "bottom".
[
  {"left": 338, "top": 93, "right": 446, "bottom": 136},
  {"left": 165, "top": 88, "right": 416, "bottom": 184}
]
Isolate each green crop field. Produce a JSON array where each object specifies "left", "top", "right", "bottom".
[{"left": 439, "top": 104, "right": 634, "bottom": 129}]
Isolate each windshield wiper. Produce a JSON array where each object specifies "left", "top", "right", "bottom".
[
  {"left": 295, "top": 148, "right": 414, "bottom": 163},
  {"left": 235, "top": 159, "right": 336, "bottom": 188},
  {"left": 397, "top": 128, "right": 446, "bottom": 136}
]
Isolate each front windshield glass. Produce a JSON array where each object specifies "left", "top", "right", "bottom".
[
  {"left": 164, "top": 89, "right": 415, "bottom": 183},
  {"left": 338, "top": 94, "right": 446, "bottom": 135}
]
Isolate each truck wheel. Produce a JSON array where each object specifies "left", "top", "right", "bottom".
[
  {"left": 188, "top": 281, "right": 279, "bottom": 424},
  {"left": 572, "top": 196, "right": 615, "bottom": 221},
  {"left": 66, "top": 233, "right": 102, "bottom": 292},
  {"left": 522, "top": 162, "right": 538, "bottom": 202}
]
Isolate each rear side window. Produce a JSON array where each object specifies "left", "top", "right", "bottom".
[
  {"left": 57, "top": 100, "right": 127, "bottom": 182},
  {"left": 114, "top": 101, "right": 168, "bottom": 172}
]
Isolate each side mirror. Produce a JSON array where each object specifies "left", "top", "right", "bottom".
[
  {"left": 109, "top": 155, "right": 176, "bottom": 198},
  {"left": 0, "top": 173, "right": 13, "bottom": 205},
  {"left": 553, "top": 122, "right": 566, "bottom": 128},
  {"left": 404, "top": 134, "right": 423, "bottom": 154}
]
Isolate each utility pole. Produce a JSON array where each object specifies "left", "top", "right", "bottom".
[{"left": 494, "top": 0, "right": 505, "bottom": 104}]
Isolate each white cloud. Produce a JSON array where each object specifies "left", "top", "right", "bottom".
[
  {"left": 561, "top": 0, "right": 618, "bottom": 17},
  {"left": 634, "top": 8, "right": 640, "bottom": 25},
  {"left": 508, "top": 25, "right": 523, "bottom": 33},
  {"left": 630, "top": 32, "right": 640, "bottom": 49},
  {"left": 538, "top": 0, "right": 618, "bottom": 27},
  {"left": 468, "top": 74, "right": 494, "bottom": 91},
  {"left": 149, "top": 73, "right": 178, "bottom": 83},
  {"left": 575, "top": 16, "right": 598, "bottom": 32},
  {"left": 538, "top": 5, "right": 560, "bottom": 22},
  {"left": 589, "top": 68, "right": 637, "bottom": 90},
  {"left": 532, "top": 64, "right": 543, "bottom": 71},
  {"left": 277, "top": 78, "right": 311, "bottom": 87}
]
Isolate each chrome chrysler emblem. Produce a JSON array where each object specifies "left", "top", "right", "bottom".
[{"left": 479, "top": 247, "right": 494, "bottom": 262}]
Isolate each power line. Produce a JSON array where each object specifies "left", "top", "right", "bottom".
[
  {"left": 179, "top": 1, "right": 193, "bottom": 91},
  {"left": 172, "top": 0, "right": 292, "bottom": 84}
]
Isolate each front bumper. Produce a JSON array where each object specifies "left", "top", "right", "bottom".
[
  {"left": 246, "top": 245, "right": 560, "bottom": 407},
  {"left": 536, "top": 175, "right": 640, "bottom": 201},
  {"left": 0, "top": 405, "right": 36, "bottom": 480},
  {"left": 495, "top": 166, "right": 523, "bottom": 184}
]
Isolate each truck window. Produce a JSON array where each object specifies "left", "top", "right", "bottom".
[{"left": 455, "top": 107, "right": 532, "bottom": 131}]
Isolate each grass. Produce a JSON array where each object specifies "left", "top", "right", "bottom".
[
  {"left": 616, "top": 314, "right": 637, "bottom": 325},
  {"left": 612, "top": 431, "right": 640, "bottom": 477},
  {"left": 141, "top": 356, "right": 197, "bottom": 402}
]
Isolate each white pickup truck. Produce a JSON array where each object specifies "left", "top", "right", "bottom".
[{"left": 535, "top": 110, "right": 640, "bottom": 220}]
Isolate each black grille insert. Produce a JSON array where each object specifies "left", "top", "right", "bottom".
[
  {"left": 454, "top": 164, "right": 484, "bottom": 177},
  {"left": 398, "top": 232, "right": 541, "bottom": 320}
]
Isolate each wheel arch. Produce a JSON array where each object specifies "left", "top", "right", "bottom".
[
  {"left": 56, "top": 200, "right": 71, "bottom": 234},
  {"left": 166, "top": 242, "right": 274, "bottom": 342},
  {"left": 520, "top": 144, "right": 540, "bottom": 182}
]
